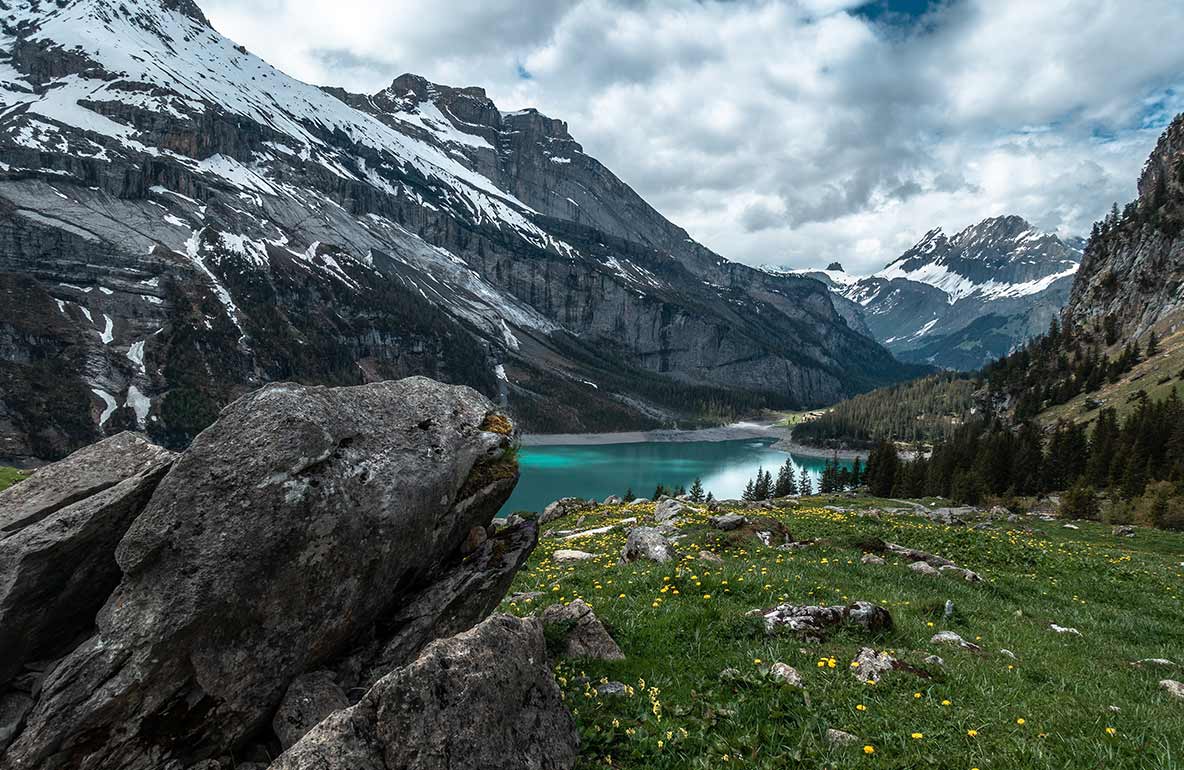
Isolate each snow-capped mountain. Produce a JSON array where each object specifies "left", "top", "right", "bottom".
[
  {"left": 791, "top": 217, "right": 1084, "bottom": 370},
  {"left": 0, "top": 0, "right": 921, "bottom": 463}
]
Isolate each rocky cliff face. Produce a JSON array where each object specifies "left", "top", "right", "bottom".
[
  {"left": 791, "top": 216, "right": 1083, "bottom": 370},
  {"left": 0, "top": 0, "right": 919, "bottom": 464},
  {"left": 1067, "top": 113, "right": 1184, "bottom": 340},
  {"left": 0, "top": 377, "right": 566, "bottom": 769}
]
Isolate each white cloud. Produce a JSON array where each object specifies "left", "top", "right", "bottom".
[{"left": 200, "top": 0, "right": 1184, "bottom": 274}]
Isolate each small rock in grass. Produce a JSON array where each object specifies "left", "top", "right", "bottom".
[
  {"left": 1113, "top": 525, "right": 1136, "bottom": 537},
  {"left": 1107, "top": 705, "right": 1121, "bottom": 713},
  {"left": 943, "top": 600, "right": 955, "bottom": 620},
  {"left": 719, "top": 667, "right": 742, "bottom": 681},
  {"left": 909, "top": 561, "right": 941, "bottom": 577},
  {"left": 759, "top": 601, "right": 892, "bottom": 640},
  {"left": 709, "top": 513, "right": 748, "bottom": 531},
  {"left": 541, "top": 599, "right": 625, "bottom": 661},
  {"left": 698, "top": 550, "right": 724, "bottom": 564},
  {"left": 596, "top": 681, "right": 627, "bottom": 697},
  {"left": 1133, "top": 658, "right": 1177, "bottom": 668},
  {"left": 769, "top": 663, "right": 803, "bottom": 687},
  {"left": 1160, "top": 680, "right": 1184, "bottom": 700},
  {"left": 825, "top": 728, "right": 861, "bottom": 747},
  {"left": 999, "top": 649, "right": 1017, "bottom": 660},
  {"left": 939, "top": 565, "right": 984, "bottom": 583},
  {"left": 620, "top": 527, "right": 677, "bottom": 564},
  {"left": 923, "top": 655, "right": 945, "bottom": 666},
  {"left": 861, "top": 553, "right": 886, "bottom": 565},
  {"left": 1062, "top": 523, "right": 1080, "bottom": 530},
  {"left": 551, "top": 549, "right": 597, "bottom": 563},
  {"left": 654, "top": 499, "right": 684, "bottom": 523},
  {"left": 851, "top": 647, "right": 896, "bottom": 684},
  {"left": 603, "top": 495, "right": 623, "bottom": 505},
  {"left": 1050, "top": 623, "right": 1083, "bottom": 637},
  {"left": 931, "top": 631, "right": 982, "bottom": 651}
]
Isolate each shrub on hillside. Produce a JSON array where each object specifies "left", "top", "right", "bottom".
[
  {"left": 1060, "top": 480, "right": 1101, "bottom": 521},
  {"left": 1131, "top": 481, "right": 1184, "bottom": 531}
]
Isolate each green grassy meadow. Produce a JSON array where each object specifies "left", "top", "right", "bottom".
[
  {"left": 0, "top": 466, "right": 29, "bottom": 493},
  {"left": 503, "top": 496, "right": 1184, "bottom": 769}
]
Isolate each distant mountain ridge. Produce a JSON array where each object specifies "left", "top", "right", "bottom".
[
  {"left": 781, "top": 216, "right": 1084, "bottom": 370},
  {"left": 0, "top": 0, "right": 920, "bottom": 464}
]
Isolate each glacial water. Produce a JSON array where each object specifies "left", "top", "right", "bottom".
[{"left": 498, "top": 438, "right": 850, "bottom": 516}]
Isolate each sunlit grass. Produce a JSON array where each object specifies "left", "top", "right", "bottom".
[{"left": 503, "top": 495, "right": 1184, "bottom": 769}]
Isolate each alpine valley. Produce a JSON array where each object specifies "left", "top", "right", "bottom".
[
  {"left": 0, "top": 0, "right": 927, "bottom": 466},
  {"left": 785, "top": 216, "right": 1085, "bottom": 371}
]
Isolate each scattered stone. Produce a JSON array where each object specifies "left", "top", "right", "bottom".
[
  {"left": 628, "top": 498, "right": 651, "bottom": 507},
  {"left": 654, "top": 499, "right": 684, "bottom": 523},
  {"left": 1133, "top": 658, "right": 1178, "bottom": 668},
  {"left": 769, "top": 662, "right": 803, "bottom": 687},
  {"left": 709, "top": 513, "right": 748, "bottom": 531},
  {"left": 886, "top": 543, "right": 958, "bottom": 568},
  {"left": 1160, "top": 680, "right": 1184, "bottom": 700},
  {"left": 931, "top": 631, "right": 982, "bottom": 651},
  {"left": 552, "top": 549, "right": 597, "bottom": 563},
  {"left": 861, "top": 553, "right": 886, "bottom": 565},
  {"left": 719, "top": 667, "right": 742, "bottom": 681},
  {"left": 1107, "top": 705, "right": 1122, "bottom": 713},
  {"left": 620, "top": 527, "right": 678, "bottom": 564},
  {"left": 851, "top": 647, "right": 897, "bottom": 684},
  {"left": 758, "top": 601, "right": 892, "bottom": 640},
  {"left": 1000, "top": 649, "right": 1017, "bottom": 660},
  {"left": 939, "top": 565, "right": 984, "bottom": 583},
  {"left": 1062, "top": 523, "right": 1080, "bottom": 530},
  {"left": 603, "top": 495, "right": 623, "bottom": 505},
  {"left": 1007, "top": 514, "right": 1023, "bottom": 523},
  {"left": 552, "top": 519, "right": 637, "bottom": 541},
  {"left": 930, "top": 507, "right": 971, "bottom": 525},
  {"left": 540, "top": 497, "right": 596, "bottom": 525},
  {"left": 1050, "top": 623, "right": 1083, "bottom": 636},
  {"left": 596, "top": 681, "right": 628, "bottom": 697},
  {"left": 825, "top": 728, "right": 861, "bottom": 747},
  {"left": 910, "top": 560, "right": 941, "bottom": 577},
  {"left": 541, "top": 599, "right": 625, "bottom": 661},
  {"left": 1114, "top": 525, "right": 1137, "bottom": 537},
  {"left": 923, "top": 655, "right": 945, "bottom": 667},
  {"left": 989, "top": 505, "right": 1012, "bottom": 518},
  {"left": 698, "top": 550, "right": 724, "bottom": 564},
  {"left": 272, "top": 671, "right": 350, "bottom": 749},
  {"left": 270, "top": 615, "right": 579, "bottom": 770},
  {"left": 943, "top": 600, "right": 955, "bottom": 620}
]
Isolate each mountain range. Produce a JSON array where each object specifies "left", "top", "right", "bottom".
[
  {"left": 784, "top": 216, "right": 1085, "bottom": 371},
  {"left": 0, "top": 0, "right": 923, "bottom": 464}
]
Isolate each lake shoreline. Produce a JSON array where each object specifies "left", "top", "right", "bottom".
[{"left": 521, "top": 422, "right": 869, "bottom": 460}]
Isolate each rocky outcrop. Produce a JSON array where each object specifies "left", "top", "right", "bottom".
[
  {"left": 0, "top": 432, "right": 175, "bottom": 688},
  {"left": 272, "top": 672, "right": 351, "bottom": 750},
  {"left": 269, "top": 615, "right": 579, "bottom": 770},
  {"left": 1067, "top": 113, "right": 1184, "bottom": 340},
  {"left": 2, "top": 377, "right": 536, "bottom": 770}
]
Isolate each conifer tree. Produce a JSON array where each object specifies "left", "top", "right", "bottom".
[
  {"left": 774, "top": 459, "right": 797, "bottom": 497},
  {"left": 623, "top": 487, "right": 635, "bottom": 502},
  {"left": 689, "top": 477, "right": 705, "bottom": 503},
  {"left": 799, "top": 466, "right": 812, "bottom": 496}
]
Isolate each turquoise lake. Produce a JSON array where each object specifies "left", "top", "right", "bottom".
[{"left": 498, "top": 438, "right": 849, "bottom": 516}]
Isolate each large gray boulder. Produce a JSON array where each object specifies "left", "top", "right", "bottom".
[
  {"left": 269, "top": 614, "right": 578, "bottom": 770},
  {"left": 4, "top": 378, "right": 521, "bottom": 770},
  {"left": 0, "top": 432, "right": 176, "bottom": 689}
]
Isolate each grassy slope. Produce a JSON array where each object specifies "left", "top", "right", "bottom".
[
  {"left": 1040, "top": 324, "right": 1184, "bottom": 429},
  {"left": 0, "top": 466, "right": 29, "bottom": 492},
  {"left": 504, "top": 497, "right": 1184, "bottom": 770}
]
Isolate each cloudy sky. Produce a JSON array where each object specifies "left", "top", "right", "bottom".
[{"left": 201, "top": 0, "right": 1184, "bottom": 274}]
